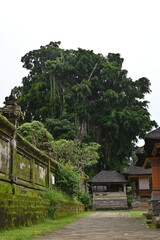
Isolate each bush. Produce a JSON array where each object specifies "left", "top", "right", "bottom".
[
  {"left": 43, "top": 188, "right": 70, "bottom": 203},
  {"left": 56, "top": 163, "right": 81, "bottom": 197},
  {"left": 43, "top": 188, "right": 81, "bottom": 218},
  {"left": 17, "top": 121, "right": 53, "bottom": 147},
  {"left": 78, "top": 192, "right": 91, "bottom": 206}
]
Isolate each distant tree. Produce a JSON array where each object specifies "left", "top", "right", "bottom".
[
  {"left": 52, "top": 139, "right": 100, "bottom": 173},
  {"left": 14, "top": 42, "right": 157, "bottom": 170},
  {"left": 45, "top": 118, "right": 77, "bottom": 140}
]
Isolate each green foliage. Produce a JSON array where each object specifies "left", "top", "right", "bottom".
[
  {"left": 78, "top": 191, "right": 91, "bottom": 206},
  {"left": 14, "top": 42, "right": 157, "bottom": 170},
  {"left": 51, "top": 139, "right": 100, "bottom": 172},
  {"left": 43, "top": 188, "right": 79, "bottom": 203},
  {"left": 17, "top": 121, "right": 53, "bottom": 147},
  {"left": 127, "top": 195, "right": 133, "bottom": 208},
  {"left": 43, "top": 188, "right": 80, "bottom": 218},
  {"left": 45, "top": 118, "right": 77, "bottom": 140},
  {"left": 129, "top": 211, "right": 146, "bottom": 218},
  {"left": 56, "top": 163, "right": 81, "bottom": 197},
  {"left": 17, "top": 121, "right": 100, "bottom": 174}
]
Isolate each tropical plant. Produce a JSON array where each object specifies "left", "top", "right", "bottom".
[
  {"left": 52, "top": 139, "right": 100, "bottom": 172},
  {"left": 56, "top": 163, "right": 81, "bottom": 197},
  {"left": 14, "top": 42, "right": 157, "bottom": 170},
  {"left": 17, "top": 121, "right": 53, "bottom": 147}
]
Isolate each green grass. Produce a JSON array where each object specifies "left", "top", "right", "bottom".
[
  {"left": 0, "top": 212, "right": 92, "bottom": 240},
  {"left": 43, "top": 188, "right": 81, "bottom": 204},
  {"left": 129, "top": 210, "right": 147, "bottom": 218}
]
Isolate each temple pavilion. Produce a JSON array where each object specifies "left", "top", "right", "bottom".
[
  {"left": 123, "top": 165, "right": 152, "bottom": 209},
  {"left": 135, "top": 127, "right": 160, "bottom": 227},
  {"left": 88, "top": 170, "right": 128, "bottom": 210},
  {"left": 123, "top": 165, "right": 152, "bottom": 198}
]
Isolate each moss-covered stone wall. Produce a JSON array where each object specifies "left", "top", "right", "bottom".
[
  {"left": 0, "top": 114, "right": 85, "bottom": 230},
  {"left": 0, "top": 114, "right": 57, "bottom": 196},
  {"left": 0, "top": 192, "right": 50, "bottom": 229},
  {"left": 0, "top": 193, "right": 84, "bottom": 229},
  {"left": 54, "top": 202, "right": 85, "bottom": 218}
]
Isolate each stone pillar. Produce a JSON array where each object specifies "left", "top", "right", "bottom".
[{"left": 123, "top": 184, "right": 126, "bottom": 194}]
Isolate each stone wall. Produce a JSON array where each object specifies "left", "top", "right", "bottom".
[
  {"left": 0, "top": 192, "right": 85, "bottom": 230},
  {"left": 0, "top": 114, "right": 57, "bottom": 196},
  {"left": 0, "top": 114, "right": 85, "bottom": 230},
  {"left": 0, "top": 192, "right": 50, "bottom": 229},
  {"left": 92, "top": 192, "right": 128, "bottom": 209},
  {"left": 54, "top": 202, "right": 85, "bottom": 218}
]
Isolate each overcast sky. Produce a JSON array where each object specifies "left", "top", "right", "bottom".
[{"left": 0, "top": 0, "right": 159, "bottom": 143}]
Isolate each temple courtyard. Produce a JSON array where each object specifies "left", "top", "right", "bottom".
[{"left": 32, "top": 211, "right": 160, "bottom": 240}]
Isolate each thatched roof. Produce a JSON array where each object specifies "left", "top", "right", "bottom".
[
  {"left": 88, "top": 170, "right": 127, "bottom": 184},
  {"left": 123, "top": 166, "right": 151, "bottom": 175}
]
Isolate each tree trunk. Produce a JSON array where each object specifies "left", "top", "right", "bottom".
[
  {"left": 104, "top": 137, "right": 112, "bottom": 167},
  {"left": 75, "top": 118, "right": 88, "bottom": 139}
]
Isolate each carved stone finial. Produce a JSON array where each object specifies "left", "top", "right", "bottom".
[{"left": 0, "top": 90, "right": 24, "bottom": 127}]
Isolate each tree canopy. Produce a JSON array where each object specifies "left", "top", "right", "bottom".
[
  {"left": 14, "top": 41, "right": 157, "bottom": 171},
  {"left": 52, "top": 139, "right": 100, "bottom": 173},
  {"left": 17, "top": 121, "right": 100, "bottom": 174}
]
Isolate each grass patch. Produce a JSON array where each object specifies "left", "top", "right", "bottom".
[
  {"left": 43, "top": 188, "right": 81, "bottom": 204},
  {"left": 129, "top": 210, "right": 147, "bottom": 218},
  {"left": 0, "top": 211, "right": 92, "bottom": 240}
]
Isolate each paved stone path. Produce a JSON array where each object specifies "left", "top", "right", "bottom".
[{"left": 32, "top": 211, "right": 160, "bottom": 240}]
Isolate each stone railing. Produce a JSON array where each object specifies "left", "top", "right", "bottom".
[{"left": 0, "top": 114, "right": 57, "bottom": 196}]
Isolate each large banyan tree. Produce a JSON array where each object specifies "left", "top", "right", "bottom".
[{"left": 14, "top": 41, "right": 157, "bottom": 170}]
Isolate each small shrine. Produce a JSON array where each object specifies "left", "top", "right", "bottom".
[
  {"left": 123, "top": 165, "right": 151, "bottom": 209},
  {"left": 123, "top": 166, "right": 151, "bottom": 198},
  {"left": 135, "top": 127, "right": 160, "bottom": 226},
  {"left": 88, "top": 170, "right": 128, "bottom": 210}
]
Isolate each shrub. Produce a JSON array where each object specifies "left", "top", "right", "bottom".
[
  {"left": 43, "top": 188, "right": 81, "bottom": 218},
  {"left": 56, "top": 163, "right": 81, "bottom": 197},
  {"left": 78, "top": 192, "right": 91, "bottom": 206}
]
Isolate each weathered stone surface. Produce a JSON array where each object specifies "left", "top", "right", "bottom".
[
  {"left": 0, "top": 113, "right": 57, "bottom": 196},
  {"left": 0, "top": 193, "right": 50, "bottom": 229},
  {"left": 54, "top": 202, "right": 84, "bottom": 219},
  {"left": 0, "top": 91, "right": 24, "bottom": 127},
  {"left": 92, "top": 192, "right": 128, "bottom": 209},
  {"left": 32, "top": 211, "right": 160, "bottom": 240}
]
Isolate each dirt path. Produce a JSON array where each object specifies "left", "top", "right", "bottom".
[{"left": 32, "top": 211, "right": 160, "bottom": 240}]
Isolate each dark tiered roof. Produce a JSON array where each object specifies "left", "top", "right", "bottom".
[
  {"left": 145, "top": 128, "right": 160, "bottom": 157},
  {"left": 134, "top": 128, "right": 160, "bottom": 167},
  {"left": 145, "top": 127, "right": 160, "bottom": 140},
  {"left": 135, "top": 147, "right": 146, "bottom": 167},
  {"left": 123, "top": 166, "right": 151, "bottom": 175},
  {"left": 88, "top": 170, "right": 127, "bottom": 184}
]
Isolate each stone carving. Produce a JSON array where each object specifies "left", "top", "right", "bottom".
[{"left": 0, "top": 90, "right": 24, "bottom": 127}]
